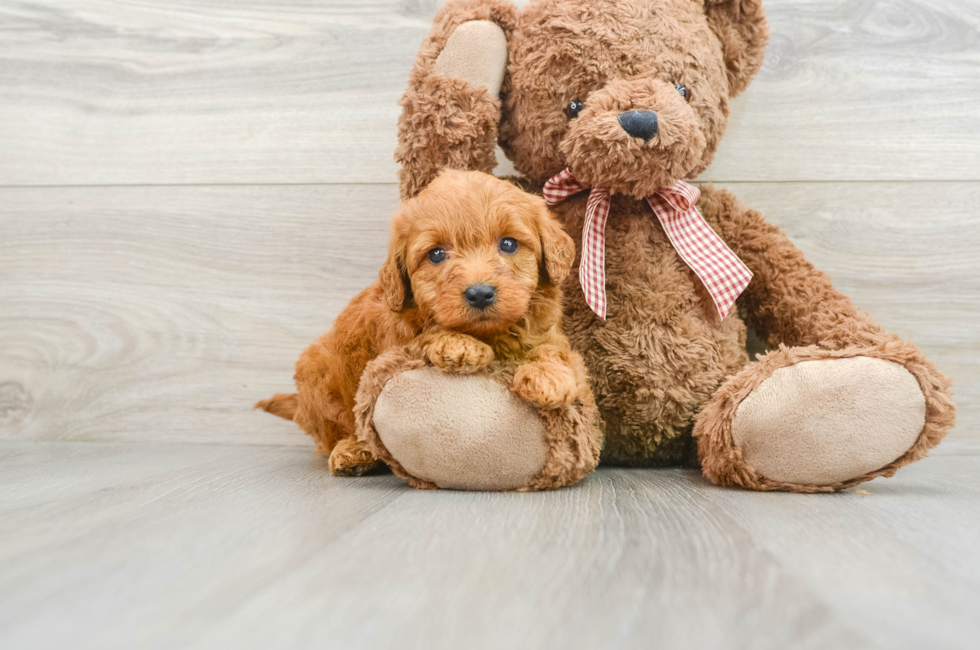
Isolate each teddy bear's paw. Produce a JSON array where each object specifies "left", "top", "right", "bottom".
[
  {"left": 426, "top": 333, "right": 494, "bottom": 374},
  {"left": 512, "top": 362, "right": 578, "bottom": 410},
  {"left": 329, "top": 437, "right": 383, "bottom": 477},
  {"left": 372, "top": 368, "right": 549, "bottom": 491},
  {"left": 731, "top": 356, "right": 926, "bottom": 486},
  {"left": 433, "top": 20, "right": 508, "bottom": 96}
]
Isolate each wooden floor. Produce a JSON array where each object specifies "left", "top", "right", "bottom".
[
  {"left": 1, "top": 440, "right": 979, "bottom": 650},
  {"left": 2, "top": 0, "right": 979, "bottom": 648}
]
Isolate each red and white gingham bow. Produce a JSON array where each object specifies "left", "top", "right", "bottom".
[{"left": 543, "top": 168, "right": 752, "bottom": 321}]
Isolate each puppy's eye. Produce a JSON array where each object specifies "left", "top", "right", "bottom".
[
  {"left": 565, "top": 99, "right": 584, "bottom": 119},
  {"left": 499, "top": 238, "right": 519, "bottom": 254},
  {"left": 675, "top": 84, "right": 689, "bottom": 101},
  {"left": 428, "top": 247, "right": 446, "bottom": 264}
]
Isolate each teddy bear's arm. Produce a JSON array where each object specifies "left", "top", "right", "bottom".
[
  {"left": 698, "top": 186, "right": 886, "bottom": 350},
  {"left": 395, "top": 0, "right": 517, "bottom": 200}
]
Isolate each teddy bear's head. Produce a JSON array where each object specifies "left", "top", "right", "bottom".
[
  {"left": 402, "top": 0, "right": 768, "bottom": 199},
  {"left": 501, "top": 0, "right": 767, "bottom": 197}
]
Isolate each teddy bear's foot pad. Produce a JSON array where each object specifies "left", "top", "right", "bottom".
[
  {"left": 373, "top": 367, "right": 548, "bottom": 491},
  {"left": 732, "top": 356, "right": 926, "bottom": 486},
  {"left": 433, "top": 21, "right": 508, "bottom": 95}
]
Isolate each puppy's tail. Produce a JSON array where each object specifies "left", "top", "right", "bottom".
[{"left": 254, "top": 393, "right": 298, "bottom": 421}]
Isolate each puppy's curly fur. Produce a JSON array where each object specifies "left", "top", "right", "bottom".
[{"left": 257, "top": 170, "right": 587, "bottom": 476}]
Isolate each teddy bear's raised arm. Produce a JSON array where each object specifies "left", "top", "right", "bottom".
[{"left": 395, "top": 0, "right": 517, "bottom": 199}]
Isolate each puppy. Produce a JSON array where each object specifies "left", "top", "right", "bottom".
[{"left": 258, "top": 170, "right": 588, "bottom": 476}]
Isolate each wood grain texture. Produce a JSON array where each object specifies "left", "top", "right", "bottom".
[
  {"left": 0, "top": 184, "right": 398, "bottom": 446},
  {"left": 1, "top": 0, "right": 978, "bottom": 186},
  {"left": 1, "top": 440, "right": 978, "bottom": 650},
  {"left": 0, "top": 442, "right": 406, "bottom": 649},
  {"left": 1, "top": 182, "right": 975, "bottom": 445}
]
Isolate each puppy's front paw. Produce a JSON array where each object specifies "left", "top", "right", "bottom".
[
  {"left": 512, "top": 362, "right": 577, "bottom": 409},
  {"left": 426, "top": 333, "right": 494, "bottom": 374}
]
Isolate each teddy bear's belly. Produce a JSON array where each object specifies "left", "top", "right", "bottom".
[{"left": 561, "top": 203, "right": 749, "bottom": 466}]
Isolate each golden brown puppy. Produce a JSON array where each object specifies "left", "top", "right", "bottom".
[{"left": 257, "top": 169, "right": 587, "bottom": 476}]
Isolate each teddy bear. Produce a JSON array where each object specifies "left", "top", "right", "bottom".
[{"left": 357, "top": 0, "right": 956, "bottom": 493}]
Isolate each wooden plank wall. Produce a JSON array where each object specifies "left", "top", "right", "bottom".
[{"left": 1, "top": 0, "right": 977, "bottom": 445}]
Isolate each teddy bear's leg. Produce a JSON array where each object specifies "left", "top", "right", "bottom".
[
  {"left": 395, "top": 0, "right": 516, "bottom": 199},
  {"left": 353, "top": 347, "right": 601, "bottom": 491},
  {"left": 693, "top": 187, "right": 955, "bottom": 491},
  {"left": 694, "top": 341, "right": 955, "bottom": 492}
]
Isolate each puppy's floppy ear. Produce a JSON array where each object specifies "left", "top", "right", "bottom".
[
  {"left": 704, "top": 0, "right": 769, "bottom": 97},
  {"left": 536, "top": 202, "right": 575, "bottom": 286},
  {"left": 379, "top": 215, "right": 413, "bottom": 312}
]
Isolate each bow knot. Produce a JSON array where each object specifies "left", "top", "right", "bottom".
[
  {"left": 543, "top": 168, "right": 752, "bottom": 321},
  {"left": 656, "top": 182, "right": 699, "bottom": 212}
]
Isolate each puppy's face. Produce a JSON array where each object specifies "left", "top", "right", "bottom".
[{"left": 380, "top": 171, "right": 574, "bottom": 337}]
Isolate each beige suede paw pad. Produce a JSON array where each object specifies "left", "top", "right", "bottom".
[
  {"left": 373, "top": 367, "right": 548, "bottom": 491},
  {"left": 433, "top": 20, "right": 508, "bottom": 96},
  {"left": 732, "top": 357, "right": 926, "bottom": 486}
]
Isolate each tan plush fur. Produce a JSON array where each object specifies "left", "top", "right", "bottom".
[
  {"left": 394, "top": 0, "right": 955, "bottom": 490},
  {"left": 258, "top": 170, "right": 600, "bottom": 481}
]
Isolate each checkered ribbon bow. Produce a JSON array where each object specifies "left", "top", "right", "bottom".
[{"left": 543, "top": 168, "right": 752, "bottom": 321}]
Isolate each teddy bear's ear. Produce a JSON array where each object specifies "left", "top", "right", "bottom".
[
  {"left": 395, "top": 0, "right": 518, "bottom": 200},
  {"left": 703, "top": 0, "right": 769, "bottom": 97}
]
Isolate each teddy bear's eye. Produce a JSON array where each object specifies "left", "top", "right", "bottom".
[
  {"left": 675, "top": 84, "right": 689, "bottom": 100},
  {"left": 565, "top": 99, "right": 585, "bottom": 119},
  {"left": 499, "top": 237, "right": 519, "bottom": 254},
  {"left": 428, "top": 247, "right": 447, "bottom": 264}
]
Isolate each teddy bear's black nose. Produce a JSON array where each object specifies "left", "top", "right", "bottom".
[
  {"left": 618, "top": 110, "right": 659, "bottom": 141},
  {"left": 465, "top": 284, "right": 496, "bottom": 310}
]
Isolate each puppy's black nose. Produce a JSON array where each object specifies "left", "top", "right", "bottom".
[
  {"left": 464, "top": 284, "right": 496, "bottom": 310},
  {"left": 618, "top": 110, "right": 659, "bottom": 141}
]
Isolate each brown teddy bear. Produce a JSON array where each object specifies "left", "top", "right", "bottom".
[{"left": 361, "top": 0, "right": 956, "bottom": 492}]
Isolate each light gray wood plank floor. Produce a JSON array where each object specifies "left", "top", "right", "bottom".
[{"left": 1, "top": 440, "right": 979, "bottom": 650}]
